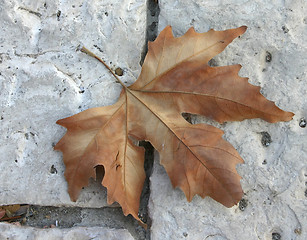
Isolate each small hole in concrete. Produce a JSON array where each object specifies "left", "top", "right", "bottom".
[
  {"left": 50, "top": 165, "right": 58, "bottom": 174},
  {"left": 272, "top": 232, "right": 281, "bottom": 240},
  {"left": 57, "top": 10, "right": 61, "bottom": 21},
  {"left": 282, "top": 26, "right": 289, "bottom": 33},
  {"left": 79, "top": 87, "right": 85, "bottom": 94},
  {"left": 239, "top": 199, "right": 248, "bottom": 211},
  {"left": 265, "top": 52, "right": 272, "bottom": 62},
  {"left": 299, "top": 118, "right": 306, "bottom": 128},
  {"left": 182, "top": 113, "right": 192, "bottom": 123},
  {"left": 260, "top": 132, "right": 272, "bottom": 147}
]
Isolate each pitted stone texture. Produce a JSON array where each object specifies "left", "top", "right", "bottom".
[
  {"left": 150, "top": 154, "right": 306, "bottom": 240},
  {"left": 0, "top": 0, "right": 146, "bottom": 207},
  {"left": 150, "top": 0, "right": 307, "bottom": 239},
  {"left": 0, "top": 223, "right": 134, "bottom": 240}
]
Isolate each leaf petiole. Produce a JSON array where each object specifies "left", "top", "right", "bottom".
[{"left": 81, "top": 47, "right": 127, "bottom": 89}]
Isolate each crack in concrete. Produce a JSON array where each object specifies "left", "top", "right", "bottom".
[
  {"left": 136, "top": 1, "right": 160, "bottom": 239},
  {"left": 286, "top": 204, "right": 302, "bottom": 232},
  {"left": 18, "top": 7, "right": 42, "bottom": 18},
  {"left": 1, "top": 1, "right": 161, "bottom": 239},
  {"left": 140, "top": 0, "right": 160, "bottom": 66},
  {"left": 13, "top": 50, "right": 61, "bottom": 59},
  {"left": 1, "top": 0, "right": 159, "bottom": 240},
  {"left": 53, "top": 64, "right": 75, "bottom": 78},
  {"left": 22, "top": 205, "right": 144, "bottom": 238}
]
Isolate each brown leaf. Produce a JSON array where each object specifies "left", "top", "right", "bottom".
[
  {"left": 2, "top": 205, "right": 21, "bottom": 218},
  {"left": 132, "top": 26, "right": 293, "bottom": 123},
  {"left": 55, "top": 26, "right": 294, "bottom": 223},
  {"left": 0, "top": 209, "right": 5, "bottom": 219},
  {"left": 55, "top": 96, "right": 146, "bottom": 221}
]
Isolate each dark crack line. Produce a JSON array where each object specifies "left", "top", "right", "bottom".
[
  {"left": 137, "top": 1, "right": 160, "bottom": 239},
  {"left": 140, "top": 0, "right": 160, "bottom": 66}
]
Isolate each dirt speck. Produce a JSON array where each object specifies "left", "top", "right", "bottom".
[
  {"left": 294, "top": 228, "right": 302, "bottom": 235},
  {"left": 115, "top": 67, "right": 124, "bottom": 76},
  {"left": 209, "top": 58, "right": 219, "bottom": 67}
]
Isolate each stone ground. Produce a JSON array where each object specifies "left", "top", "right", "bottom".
[{"left": 0, "top": 0, "right": 306, "bottom": 239}]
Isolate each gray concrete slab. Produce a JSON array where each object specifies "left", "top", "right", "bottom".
[
  {"left": 150, "top": 0, "right": 307, "bottom": 239},
  {"left": 0, "top": 0, "right": 146, "bottom": 207},
  {"left": 0, "top": 223, "right": 134, "bottom": 240}
]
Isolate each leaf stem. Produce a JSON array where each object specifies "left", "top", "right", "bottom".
[
  {"left": 81, "top": 47, "right": 127, "bottom": 89},
  {"left": 0, "top": 215, "right": 22, "bottom": 222}
]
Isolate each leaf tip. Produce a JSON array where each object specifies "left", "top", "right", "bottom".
[
  {"left": 225, "top": 191, "right": 244, "bottom": 208},
  {"left": 240, "top": 25, "right": 248, "bottom": 32},
  {"left": 68, "top": 187, "right": 80, "bottom": 203},
  {"left": 163, "top": 25, "right": 173, "bottom": 34},
  {"left": 285, "top": 111, "right": 295, "bottom": 121},
  {"left": 187, "top": 26, "right": 196, "bottom": 34},
  {"left": 268, "top": 109, "right": 295, "bottom": 123},
  {"left": 235, "top": 26, "right": 247, "bottom": 36},
  {"left": 70, "top": 197, "right": 78, "bottom": 202},
  {"left": 53, "top": 142, "right": 60, "bottom": 151},
  {"left": 56, "top": 118, "right": 65, "bottom": 127},
  {"left": 138, "top": 221, "right": 147, "bottom": 229}
]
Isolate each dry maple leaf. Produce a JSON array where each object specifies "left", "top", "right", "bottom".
[
  {"left": 54, "top": 26, "right": 294, "bottom": 223},
  {"left": 0, "top": 209, "right": 5, "bottom": 220}
]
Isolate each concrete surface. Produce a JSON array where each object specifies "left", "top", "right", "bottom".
[
  {"left": 0, "top": 0, "right": 146, "bottom": 207},
  {"left": 0, "top": 222, "right": 134, "bottom": 240},
  {"left": 149, "top": 0, "right": 307, "bottom": 239}
]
